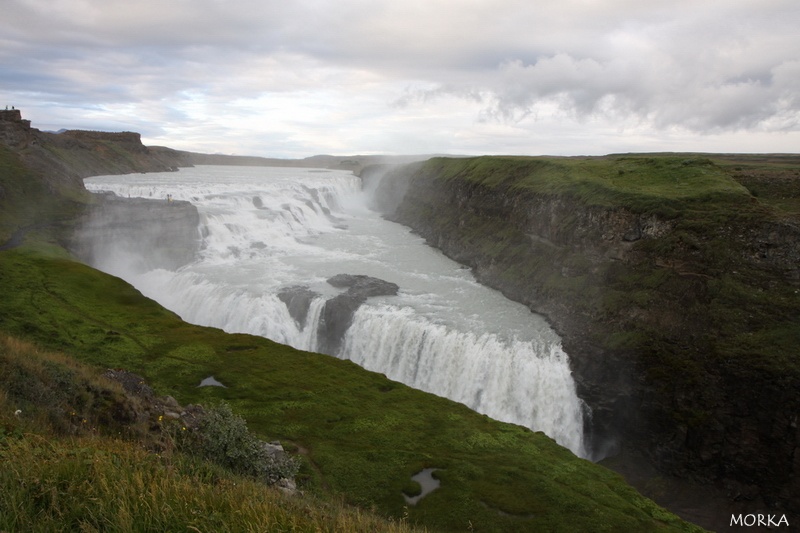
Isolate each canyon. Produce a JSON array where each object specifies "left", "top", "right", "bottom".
[
  {"left": 368, "top": 156, "right": 800, "bottom": 526},
  {"left": 3, "top": 109, "right": 798, "bottom": 530}
]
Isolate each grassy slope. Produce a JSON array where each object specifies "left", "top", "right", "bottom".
[
  {"left": 0, "top": 145, "right": 90, "bottom": 243},
  {"left": 712, "top": 153, "right": 800, "bottom": 215},
  {"left": 0, "top": 246, "right": 702, "bottom": 532},
  {"left": 429, "top": 155, "right": 752, "bottom": 214},
  {"left": 0, "top": 432, "right": 420, "bottom": 533},
  {"left": 0, "top": 336, "right": 421, "bottom": 533}
]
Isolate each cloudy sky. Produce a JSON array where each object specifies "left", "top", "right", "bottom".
[{"left": 2, "top": 0, "right": 798, "bottom": 158}]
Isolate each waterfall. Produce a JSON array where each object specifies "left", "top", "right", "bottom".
[
  {"left": 341, "top": 305, "right": 585, "bottom": 454},
  {"left": 85, "top": 165, "right": 588, "bottom": 457}
]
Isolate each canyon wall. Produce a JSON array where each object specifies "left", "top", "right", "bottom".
[
  {"left": 1, "top": 112, "right": 188, "bottom": 190},
  {"left": 70, "top": 194, "right": 200, "bottom": 274},
  {"left": 377, "top": 156, "right": 800, "bottom": 518},
  {"left": 0, "top": 110, "right": 196, "bottom": 253}
]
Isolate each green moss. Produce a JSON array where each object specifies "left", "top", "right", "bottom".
[{"left": 424, "top": 155, "right": 751, "bottom": 216}]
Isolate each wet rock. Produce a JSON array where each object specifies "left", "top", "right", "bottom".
[
  {"left": 318, "top": 293, "right": 364, "bottom": 354},
  {"left": 318, "top": 274, "right": 399, "bottom": 354},
  {"left": 277, "top": 285, "right": 320, "bottom": 328},
  {"left": 326, "top": 274, "right": 400, "bottom": 298}
]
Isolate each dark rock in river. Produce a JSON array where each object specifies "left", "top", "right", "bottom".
[
  {"left": 318, "top": 274, "right": 399, "bottom": 355},
  {"left": 277, "top": 285, "right": 320, "bottom": 328},
  {"left": 326, "top": 273, "right": 400, "bottom": 297}
]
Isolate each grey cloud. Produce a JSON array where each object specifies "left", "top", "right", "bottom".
[
  {"left": 377, "top": 1, "right": 800, "bottom": 134},
  {"left": 392, "top": 85, "right": 486, "bottom": 109},
  {"left": 5, "top": 0, "right": 282, "bottom": 49},
  {"left": 3, "top": 0, "right": 799, "bottom": 155},
  {"left": 411, "top": 47, "right": 799, "bottom": 134}
]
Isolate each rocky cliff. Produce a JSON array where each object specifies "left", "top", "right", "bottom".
[
  {"left": 1, "top": 112, "right": 187, "bottom": 193},
  {"left": 0, "top": 111, "right": 196, "bottom": 255},
  {"left": 70, "top": 193, "right": 200, "bottom": 274},
  {"left": 377, "top": 155, "right": 800, "bottom": 523}
]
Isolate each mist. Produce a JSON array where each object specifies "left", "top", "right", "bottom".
[{"left": 71, "top": 192, "right": 200, "bottom": 279}]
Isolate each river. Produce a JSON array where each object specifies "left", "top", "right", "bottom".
[{"left": 84, "top": 165, "right": 587, "bottom": 457}]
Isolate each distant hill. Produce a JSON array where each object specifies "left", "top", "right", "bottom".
[{"left": 169, "top": 150, "right": 436, "bottom": 174}]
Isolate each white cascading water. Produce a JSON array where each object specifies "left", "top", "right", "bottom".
[{"left": 84, "top": 165, "right": 587, "bottom": 457}]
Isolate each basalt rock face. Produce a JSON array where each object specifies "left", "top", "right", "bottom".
[
  {"left": 70, "top": 193, "right": 200, "bottom": 273},
  {"left": 1, "top": 112, "right": 189, "bottom": 195},
  {"left": 380, "top": 157, "right": 800, "bottom": 519},
  {"left": 278, "top": 276, "right": 400, "bottom": 354},
  {"left": 360, "top": 162, "right": 421, "bottom": 214},
  {"left": 0, "top": 111, "right": 195, "bottom": 249}
]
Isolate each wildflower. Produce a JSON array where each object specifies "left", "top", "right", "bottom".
[{"left": 14, "top": 409, "right": 21, "bottom": 417}]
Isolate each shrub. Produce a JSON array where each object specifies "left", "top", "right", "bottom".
[{"left": 179, "top": 402, "right": 299, "bottom": 485}]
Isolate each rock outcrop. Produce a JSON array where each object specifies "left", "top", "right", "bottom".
[
  {"left": 102, "top": 369, "right": 298, "bottom": 493},
  {"left": 70, "top": 193, "right": 200, "bottom": 273},
  {"left": 278, "top": 286, "right": 321, "bottom": 328},
  {"left": 1, "top": 111, "right": 189, "bottom": 195},
  {"left": 0, "top": 110, "right": 200, "bottom": 266},
  {"left": 318, "top": 274, "right": 399, "bottom": 354}
]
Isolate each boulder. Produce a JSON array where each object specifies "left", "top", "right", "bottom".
[
  {"left": 317, "top": 274, "right": 399, "bottom": 354},
  {"left": 277, "top": 285, "right": 320, "bottom": 328}
]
